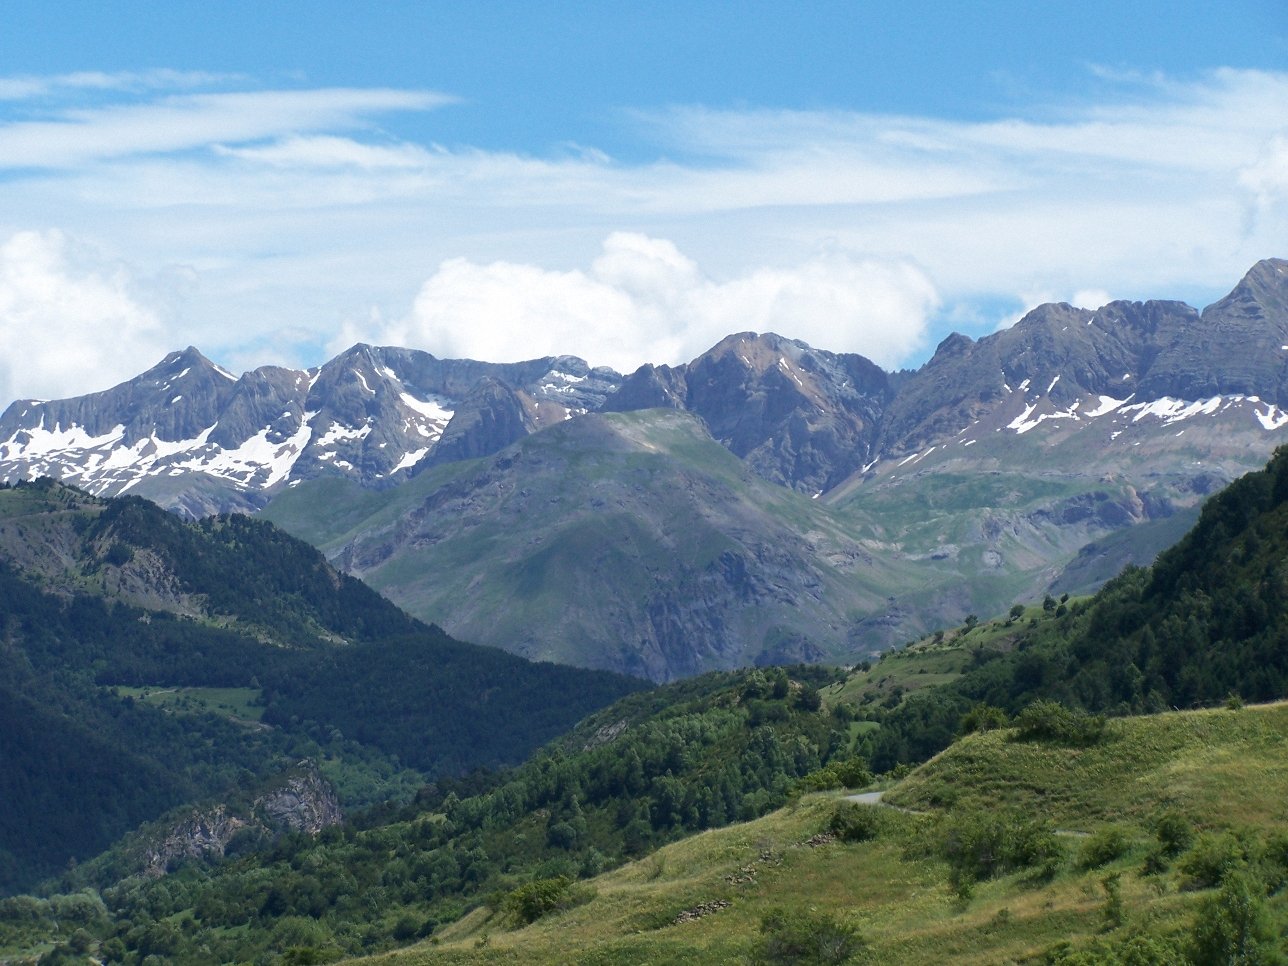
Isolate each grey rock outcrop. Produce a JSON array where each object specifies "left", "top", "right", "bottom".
[{"left": 139, "top": 762, "right": 341, "bottom": 878}]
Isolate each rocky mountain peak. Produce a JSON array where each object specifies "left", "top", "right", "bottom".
[
  {"left": 1, "top": 259, "right": 1285, "bottom": 516},
  {"left": 1203, "top": 257, "right": 1288, "bottom": 324},
  {"left": 697, "top": 331, "right": 809, "bottom": 374}
]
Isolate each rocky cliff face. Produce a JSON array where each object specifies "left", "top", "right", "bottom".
[
  {"left": 601, "top": 260, "right": 1288, "bottom": 490},
  {"left": 140, "top": 762, "right": 341, "bottom": 877},
  {"left": 253, "top": 763, "right": 343, "bottom": 835},
  {"left": 605, "top": 332, "right": 892, "bottom": 495}
]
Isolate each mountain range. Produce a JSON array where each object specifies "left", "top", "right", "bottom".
[
  {"left": 2, "top": 258, "right": 1286, "bottom": 678},
  {"left": 11, "top": 433, "right": 1288, "bottom": 962}
]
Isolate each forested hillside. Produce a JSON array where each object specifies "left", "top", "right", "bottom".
[
  {"left": 0, "top": 480, "right": 642, "bottom": 893},
  {"left": 863, "top": 445, "right": 1288, "bottom": 768},
  {"left": 7, "top": 443, "right": 1288, "bottom": 961},
  {"left": 1, "top": 667, "right": 864, "bottom": 963}
]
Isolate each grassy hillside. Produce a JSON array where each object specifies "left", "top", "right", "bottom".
[
  {"left": 367, "top": 702, "right": 1288, "bottom": 965},
  {"left": 816, "top": 446, "right": 1288, "bottom": 772},
  {"left": 266, "top": 410, "right": 925, "bottom": 680}
]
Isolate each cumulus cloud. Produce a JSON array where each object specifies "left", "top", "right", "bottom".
[
  {"left": 337, "top": 233, "right": 938, "bottom": 371},
  {"left": 0, "top": 230, "right": 169, "bottom": 403}
]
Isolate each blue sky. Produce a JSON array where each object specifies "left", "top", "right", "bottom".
[{"left": 0, "top": 1, "right": 1285, "bottom": 401}]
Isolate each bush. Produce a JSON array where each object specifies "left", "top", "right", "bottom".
[
  {"left": 1143, "top": 810, "right": 1194, "bottom": 874},
  {"left": 501, "top": 876, "right": 594, "bottom": 926},
  {"left": 1153, "top": 811, "right": 1195, "bottom": 858},
  {"left": 960, "top": 704, "right": 1009, "bottom": 734},
  {"left": 751, "top": 909, "right": 864, "bottom": 965},
  {"left": 1179, "top": 831, "right": 1253, "bottom": 890},
  {"left": 1189, "top": 869, "right": 1283, "bottom": 965},
  {"left": 1014, "top": 700, "right": 1106, "bottom": 746},
  {"left": 829, "top": 803, "right": 883, "bottom": 843},
  {"left": 941, "top": 810, "right": 1062, "bottom": 887},
  {"left": 1077, "top": 826, "right": 1132, "bottom": 870},
  {"left": 798, "top": 757, "right": 872, "bottom": 793}
]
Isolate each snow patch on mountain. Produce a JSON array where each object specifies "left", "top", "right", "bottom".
[
  {"left": 398, "top": 392, "right": 453, "bottom": 423},
  {"left": 0, "top": 420, "right": 127, "bottom": 461},
  {"left": 541, "top": 371, "right": 589, "bottom": 394},
  {"left": 393, "top": 447, "right": 431, "bottom": 472},
  {"left": 1123, "top": 396, "right": 1226, "bottom": 423},
  {"left": 189, "top": 422, "right": 313, "bottom": 488},
  {"left": 1084, "top": 395, "right": 1130, "bottom": 418},
  {"left": 315, "top": 420, "right": 371, "bottom": 448}
]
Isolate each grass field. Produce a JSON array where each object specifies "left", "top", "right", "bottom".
[
  {"left": 113, "top": 685, "right": 265, "bottom": 724},
  {"left": 358, "top": 701, "right": 1288, "bottom": 964}
]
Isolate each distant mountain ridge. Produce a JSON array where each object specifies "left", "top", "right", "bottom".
[
  {"left": 1, "top": 260, "right": 1285, "bottom": 514},
  {"left": 2, "top": 260, "right": 1287, "bottom": 679},
  {"left": 0, "top": 344, "right": 621, "bottom": 515}
]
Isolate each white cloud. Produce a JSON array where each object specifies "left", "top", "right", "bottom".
[
  {"left": 0, "top": 69, "right": 235, "bottom": 101},
  {"left": 0, "top": 87, "right": 452, "bottom": 168},
  {"left": 1240, "top": 134, "right": 1288, "bottom": 210},
  {"left": 1072, "top": 289, "right": 1113, "bottom": 311},
  {"left": 0, "top": 230, "right": 169, "bottom": 403},
  {"left": 338, "top": 233, "right": 938, "bottom": 372},
  {"left": 0, "top": 66, "right": 1282, "bottom": 395}
]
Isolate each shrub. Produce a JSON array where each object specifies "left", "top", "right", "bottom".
[
  {"left": 1189, "top": 869, "right": 1283, "bottom": 965},
  {"left": 1078, "top": 826, "right": 1132, "bottom": 870},
  {"left": 1014, "top": 700, "right": 1106, "bottom": 746},
  {"left": 1153, "top": 811, "right": 1194, "bottom": 858},
  {"left": 1179, "top": 831, "right": 1253, "bottom": 890},
  {"left": 960, "top": 703, "right": 1009, "bottom": 734},
  {"left": 941, "top": 810, "right": 1062, "bottom": 887},
  {"left": 1101, "top": 872, "right": 1124, "bottom": 929},
  {"left": 751, "top": 909, "right": 864, "bottom": 965},
  {"left": 501, "top": 876, "right": 594, "bottom": 926},
  {"left": 829, "top": 803, "right": 883, "bottom": 843},
  {"left": 798, "top": 757, "right": 872, "bottom": 792}
]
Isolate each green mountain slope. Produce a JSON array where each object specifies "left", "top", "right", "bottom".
[
  {"left": 381, "top": 701, "right": 1288, "bottom": 965},
  {"left": 265, "top": 410, "right": 927, "bottom": 680},
  {"left": 0, "top": 480, "right": 642, "bottom": 893},
  {"left": 848, "top": 444, "right": 1288, "bottom": 769},
  {"left": 264, "top": 398, "right": 1278, "bottom": 681}
]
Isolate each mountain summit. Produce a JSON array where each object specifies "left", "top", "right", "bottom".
[
  {"left": 0, "top": 346, "right": 622, "bottom": 515},
  {"left": 2, "top": 261, "right": 1287, "bottom": 678}
]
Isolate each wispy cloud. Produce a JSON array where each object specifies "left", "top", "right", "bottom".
[
  {"left": 0, "top": 69, "right": 237, "bottom": 101},
  {"left": 0, "top": 67, "right": 1283, "bottom": 399},
  {"left": 0, "top": 85, "right": 453, "bottom": 168}
]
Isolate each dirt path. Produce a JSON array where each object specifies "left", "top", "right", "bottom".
[{"left": 844, "top": 790, "right": 886, "bottom": 805}]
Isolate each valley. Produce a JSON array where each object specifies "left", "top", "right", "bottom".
[{"left": 0, "top": 261, "right": 1287, "bottom": 963}]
